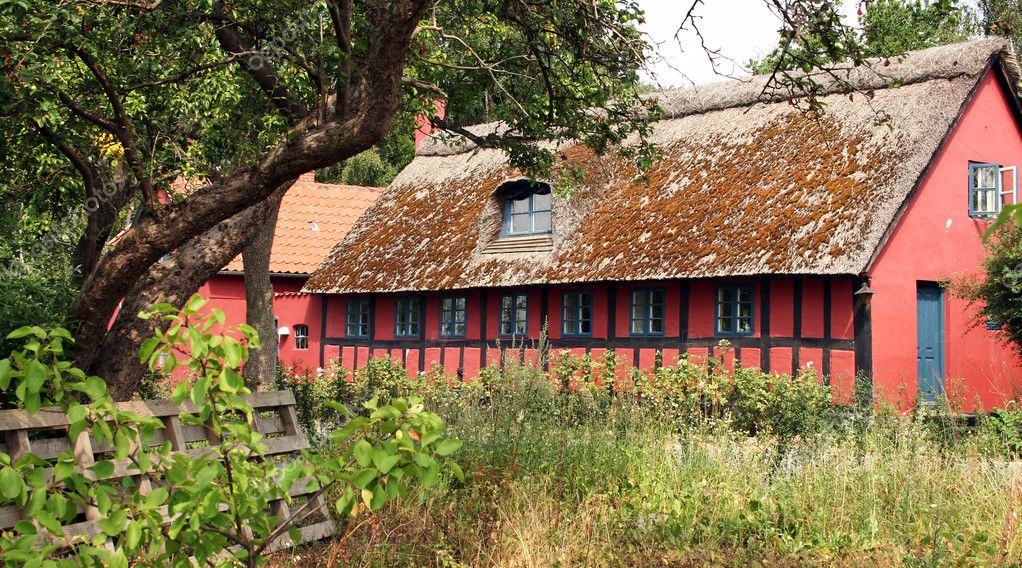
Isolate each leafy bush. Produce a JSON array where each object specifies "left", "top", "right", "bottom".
[
  {"left": 976, "top": 402, "right": 1022, "bottom": 458},
  {"left": 0, "top": 295, "right": 461, "bottom": 567},
  {"left": 0, "top": 259, "right": 76, "bottom": 359},
  {"left": 278, "top": 356, "right": 419, "bottom": 445},
  {"left": 279, "top": 344, "right": 836, "bottom": 451},
  {"left": 955, "top": 219, "right": 1022, "bottom": 356}
]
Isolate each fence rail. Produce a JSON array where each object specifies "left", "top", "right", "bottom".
[{"left": 0, "top": 390, "right": 336, "bottom": 552}]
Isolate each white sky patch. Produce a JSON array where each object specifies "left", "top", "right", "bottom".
[{"left": 637, "top": 0, "right": 863, "bottom": 87}]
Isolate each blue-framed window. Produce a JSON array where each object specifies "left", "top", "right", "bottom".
[
  {"left": 501, "top": 181, "right": 552, "bottom": 237},
  {"left": 345, "top": 299, "right": 370, "bottom": 338},
  {"left": 499, "top": 293, "right": 529, "bottom": 337},
  {"left": 629, "top": 288, "right": 664, "bottom": 336},
  {"left": 394, "top": 297, "right": 422, "bottom": 338},
  {"left": 440, "top": 296, "right": 468, "bottom": 338},
  {"left": 715, "top": 285, "right": 754, "bottom": 336},
  {"left": 969, "top": 162, "right": 1001, "bottom": 218},
  {"left": 561, "top": 291, "right": 593, "bottom": 337}
]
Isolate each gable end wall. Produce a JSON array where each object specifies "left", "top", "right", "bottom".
[{"left": 870, "top": 67, "right": 1022, "bottom": 411}]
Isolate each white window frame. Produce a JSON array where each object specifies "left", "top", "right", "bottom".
[{"left": 293, "top": 324, "right": 309, "bottom": 350}]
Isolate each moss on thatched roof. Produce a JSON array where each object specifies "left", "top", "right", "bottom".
[{"left": 306, "top": 39, "right": 1021, "bottom": 294}]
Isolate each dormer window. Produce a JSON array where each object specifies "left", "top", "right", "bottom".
[{"left": 501, "top": 181, "right": 551, "bottom": 237}]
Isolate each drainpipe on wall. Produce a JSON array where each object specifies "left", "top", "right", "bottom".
[{"left": 853, "top": 273, "right": 875, "bottom": 409}]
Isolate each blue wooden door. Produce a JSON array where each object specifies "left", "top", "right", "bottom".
[{"left": 917, "top": 283, "right": 945, "bottom": 403}]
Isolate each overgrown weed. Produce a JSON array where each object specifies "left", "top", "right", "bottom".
[{"left": 273, "top": 351, "right": 1022, "bottom": 567}]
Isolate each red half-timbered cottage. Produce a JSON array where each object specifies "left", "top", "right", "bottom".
[
  {"left": 197, "top": 173, "right": 382, "bottom": 371},
  {"left": 304, "top": 39, "right": 1022, "bottom": 411}
]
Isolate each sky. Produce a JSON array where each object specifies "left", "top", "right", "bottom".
[{"left": 637, "top": 0, "right": 862, "bottom": 87}]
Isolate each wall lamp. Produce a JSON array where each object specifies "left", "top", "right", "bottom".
[{"left": 854, "top": 282, "right": 876, "bottom": 307}]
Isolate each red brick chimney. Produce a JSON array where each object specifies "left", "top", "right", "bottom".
[
  {"left": 415, "top": 99, "right": 446, "bottom": 150},
  {"left": 297, "top": 171, "right": 316, "bottom": 183}
]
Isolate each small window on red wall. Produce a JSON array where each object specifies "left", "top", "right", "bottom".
[{"left": 294, "top": 324, "right": 309, "bottom": 350}]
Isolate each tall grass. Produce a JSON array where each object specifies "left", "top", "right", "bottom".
[{"left": 274, "top": 355, "right": 1022, "bottom": 567}]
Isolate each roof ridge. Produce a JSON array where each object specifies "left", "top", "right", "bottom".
[
  {"left": 294, "top": 181, "right": 385, "bottom": 191},
  {"left": 416, "top": 38, "right": 1017, "bottom": 158}
]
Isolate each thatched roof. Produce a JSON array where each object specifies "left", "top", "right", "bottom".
[{"left": 305, "top": 39, "right": 1021, "bottom": 294}]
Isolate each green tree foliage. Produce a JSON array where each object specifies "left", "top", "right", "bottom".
[
  {"left": 860, "top": 0, "right": 978, "bottom": 56},
  {"left": 978, "top": 0, "right": 1022, "bottom": 53},
  {"left": 0, "top": 261, "right": 76, "bottom": 358},
  {"left": 0, "top": 0, "right": 660, "bottom": 393},
  {"left": 958, "top": 222, "right": 1022, "bottom": 355},
  {"left": 748, "top": 0, "right": 976, "bottom": 75},
  {"left": 334, "top": 149, "right": 399, "bottom": 187},
  {"left": 0, "top": 297, "right": 461, "bottom": 566}
]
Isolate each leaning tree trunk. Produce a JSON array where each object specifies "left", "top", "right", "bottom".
[
  {"left": 70, "top": 0, "right": 423, "bottom": 384},
  {"left": 93, "top": 186, "right": 289, "bottom": 401},
  {"left": 241, "top": 198, "right": 282, "bottom": 391}
]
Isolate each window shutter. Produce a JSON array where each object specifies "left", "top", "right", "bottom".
[{"left": 1000, "top": 166, "right": 1018, "bottom": 208}]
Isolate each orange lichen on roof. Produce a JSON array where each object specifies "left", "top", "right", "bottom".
[
  {"left": 305, "top": 40, "right": 1017, "bottom": 294},
  {"left": 225, "top": 181, "right": 383, "bottom": 275}
]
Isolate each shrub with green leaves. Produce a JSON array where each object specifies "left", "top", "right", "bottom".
[
  {"left": 280, "top": 344, "right": 834, "bottom": 447},
  {"left": 0, "top": 295, "right": 461, "bottom": 567}
]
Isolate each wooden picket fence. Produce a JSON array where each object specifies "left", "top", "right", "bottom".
[{"left": 0, "top": 390, "right": 336, "bottom": 553}]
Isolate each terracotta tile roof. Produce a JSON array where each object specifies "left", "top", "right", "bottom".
[
  {"left": 225, "top": 180, "right": 383, "bottom": 275},
  {"left": 304, "top": 39, "right": 1021, "bottom": 294}
]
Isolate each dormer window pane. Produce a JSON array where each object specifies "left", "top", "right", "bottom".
[
  {"left": 511, "top": 197, "right": 530, "bottom": 214},
  {"left": 533, "top": 192, "right": 551, "bottom": 211},
  {"left": 533, "top": 211, "right": 551, "bottom": 233},
  {"left": 511, "top": 213, "right": 530, "bottom": 233}
]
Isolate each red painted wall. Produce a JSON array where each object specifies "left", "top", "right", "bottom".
[
  {"left": 870, "top": 68, "right": 1022, "bottom": 411},
  {"left": 198, "top": 274, "right": 322, "bottom": 373},
  {"left": 320, "top": 278, "right": 859, "bottom": 386},
  {"left": 831, "top": 280, "right": 855, "bottom": 340},
  {"left": 325, "top": 295, "right": 347, "bottom": 338},
  {"left": 769, "top": 279, "right": 795, "bottom": 336},
  {"left": 801, "top": 280, "right": 825, "bottom": 338}
]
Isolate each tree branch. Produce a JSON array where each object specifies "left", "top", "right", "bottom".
[
  {"left": 74, "top": 0, "right": 433, "bottom": 384},
  {"left": 326, "top": 0, "right": 353, "bottom": 119},
  {"left": 212, "top": 3, "right": 310, "bottom": 121},
  {"left": 56, "top": 91, "right": 119, "bottom": 134},
  {"left": 127, "top": 54, "right": 245, "bottom": 90},
  {"left": 416, "top": 24, "right": 530, "bottom": 117},
  {"left": 72, "top": 46, "right": 159, "bottom": 210},
  {"left": 401, "top": 77, "right": 446, "bottom": 96},
  {"left": 34, "top": 124, "right": 102, "bottom": 279}
]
